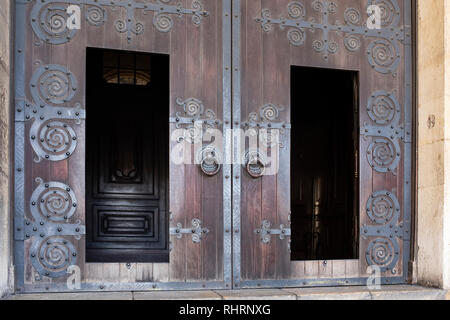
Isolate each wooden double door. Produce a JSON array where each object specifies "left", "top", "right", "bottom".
[{"left": 14, "top": 0, "right": 412, "bottom": 292}]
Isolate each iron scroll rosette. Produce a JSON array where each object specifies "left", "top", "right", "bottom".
[
  {"left": 170, "top": 218, "right": 209, "bottom": 244},
  {"left": 254, "top": 220, "right": 291, "bottom": 248},
  {"left": 29, "top": 0, "right": 209, "bottom": 45},
  {"left": 23, "top": 63, "right": 85, "bottom": 162},
  {"left": 361, "top": 90, "right": 407, "bottom": 174},
  {"left": 26, "top": 178, "right": 85, "bottom": 279},
  {"left": 362, "top": 190, "right": 403, "bottom": 273},
  {"left": 170, "top": 97, "right": 222, "bottom": 144},
  {"left": 255, "top": 0, "right": 407, "bottom": 74}
]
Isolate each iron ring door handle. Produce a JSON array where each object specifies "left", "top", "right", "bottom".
[
  {"left": 244, "top": 150, "right": 266, "bottom": 178},
  {"left": 198, "top": 146, "right": 221, "bottom": 176}
]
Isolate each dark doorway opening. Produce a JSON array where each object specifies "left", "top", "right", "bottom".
[
  {"left": 86, "top": 48, "right": 169, "bottom": 263},
  {"left": 290, "top": 66, "right": 359, "bottom": 261}
]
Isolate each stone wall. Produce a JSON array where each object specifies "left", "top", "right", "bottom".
[
  {"left": 416, "top": 0, "right": 450, "bottom": 289},
  {"left": 0, "top": 0, "right": 11, "bottom": 298}
]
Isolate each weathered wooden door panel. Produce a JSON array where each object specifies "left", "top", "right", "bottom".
[
  {"left": 14, "top": 0, "right": 231, "bottom": 292},
  {"left": 235, "top": 0, "right": 412, "bottom": 287},
  {"left": 14, "top": 0, "right": 412, "bottom": 292}
]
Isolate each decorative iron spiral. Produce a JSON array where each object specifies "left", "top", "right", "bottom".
[
  {"left": 312, "top": 0, "right": 324, "bottom": 12},
  {"left": 31, "top": 120, "right": 78, "bottom": 162},
  {"left": 367, "top": 91, "right": 399, "bottom": 125},
  {"left": 367, "top": 137, "right": 399, "bottom": 173},
  {"left": 368, "top": 0, "right": 400, "bottom": 28},
  {"left": 153, "top": 13, "right": 174, "bottom": 32},
  {"left": 133, "top": 22, "right": 145, "bottom": 35},
  {"left": 30, "top": 179, "right": 77, "bottom": 223},
  {"left": 31, "top": 237, "right": 77, "bottom": 278},
  {"left": 86, "top": 5, "right": 106, "bottom": 26},
  {"left": 327, "top": 2, "right": 337, "bottom": 14},
  {"left": 368, "top": 39, "right": 400, "bottom": 74},
  {"left": 30, "top": 64, "right": 77, "bottom": 105},
  {"left": 260, "top": 104, "right": 281, "bottom": 122},
  {"left": 366, "top": 191, "right": 399, "bottom": 225},
  {"left": 366, "top": 238, "right": 398, "bottom": 272},
  {"left": 191, "top": 219, "right": 208, "bottom": 243},
  {"left": 344, "top": 8, "right": 361, "bottom": 25},
  {"left": 287, "top": 28, "right": 305, "bottom": 46},
  {"left": 344, "top": 34, "right": 361, "bottom": 52},
  {"left": 31, "top": 3, "right": 77, "bottom": 45},
  {"left": 313, "top": 40, "right": 325, "bottom": 52},
  {"left": 259, "top": 220, "right": 272, "bottom": 244},
  {"left": 114, "top": 19, "right": 127, "bottom": 33},
  {"left": 287, "top": 1, "right": 306, "bottom": 19},
  {"left": 179, "top": 98, "right": 204, "bottom": 117},
  {"left": 191, "top": 1, "right": 207, "bottom": 26},
  {"left": 327, "top": 41, "right": 338, "bottom": 54}
]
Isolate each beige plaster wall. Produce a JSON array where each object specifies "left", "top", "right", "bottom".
[
  {"left": 0, "top": 0, "right": 12, "bottom": 298},
  {"left": 417, "top": 0, "right": 450, "bottom": 289}
]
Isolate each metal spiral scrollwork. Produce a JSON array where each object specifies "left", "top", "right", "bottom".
[
  {"left": 170, "top": 218, "right": 209, "bottom": 243},
  {"left": 368, "top": 0, "right": 401, "bottom": 28},
  {"left": 30, "top": 237, "right": 78, "bottom": 278},
  {"left": 170, "top": 97, "right": 221, "bottom": 144},
  {"left": 26, "top": 179, "right": 85, "bottom": 279},
  {"left": 288, "top": 1, "right": 306, "bottom": 19},
  {"left": 25, "top": 63, "right": 85, "bottom": 162},
  {"left": 31, "top": 3, "right": 77, "bottom": 45},
  {"left": 287, "top": 29, "right": 305, "bottom": 46},
  {"left": 197, "top": 146, "right": 221, "bottom": 176},
  {"left": 344, "top": 35, "right": 361, "bottom": 52},
  {"left": 30, "top": 64, "right": 77, "bottom": 106},
  {"left": 242, "top": 104, "right": 291, "bottom": 149},
  {"left": 365, "top": 238, "right": 399, "bottom": 272},
  {"left": 361, "top": 91, "right": 406, "bottom": 174},
  {"left": 86, "top": 5, "right": 106, "bottom": 27},
  {"left": 255, "top": 0, "right": 406, "bottom": 74},
  {"left": 153, "top": 13, "right": 174, "bottom": 32},
  {"left": 362, "top": 190, "right": 403, "bottom": 273},
  {"left": 367, "top": 39, "right": 400, "bottom": 74},
  {"left": 30, "top": 178, "right": 77, "bottom": 223},
  {"left": 366, "top": 191, "right": 400, "bottom": 225},
  {"left": 344, "top": 8, "right": 361, "bottom": 26},
  {"left": 255, "top": 220, "right": 291, "bottom": 245},
  {"left": 30, "top": 0, "right": 209, "bottom": 44},
  {"left": 367, "top": 137, "right": 400, "bottom": 174},
  {"left": 367, "top": 91, "right": 401, "bottom": 125},
  {"left": 30, "top": 120, "right": 78, "bottom": 162}
]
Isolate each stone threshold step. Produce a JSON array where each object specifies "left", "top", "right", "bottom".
[{"left": 6, "top": 285, "right": 449, "bottom": 300}]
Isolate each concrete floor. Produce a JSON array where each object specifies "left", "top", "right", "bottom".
[{"left": 5, "top": 285, "right": 449, "bottom": 300}]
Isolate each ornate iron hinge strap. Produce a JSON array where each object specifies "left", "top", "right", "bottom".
[
  {"left": 255, "top": 0, "right": 410, "bottom": 74},
  {"left": 255, "top": 220, "right": 291, "bottom": 246},
  {"left": 24, "top": 178, "right": 85, "bottom": 279},
  {"left": 15, "top": 63, "right": 85, "bottom": 162},
  {"left": 360, "top": 90, "right": 410, "bottom": 174},
  {"left": 29, "top": 0, "right": 209, "bottom": 44},
  {"left": 169, "top": 97, "right": 222, "bottom": 144},
  {"left": 170, "top": 218, "right": 209, "bottom": 243},
  {"left": 362, "top": 190, "right": 406, "bottom": 274},
  {"left": 242, "top": 104, "right": 291, "bottom": 149}
]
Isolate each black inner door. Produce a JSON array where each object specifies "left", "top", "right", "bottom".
[
  {"left": 290, "top": 66, "right": 359, "bottom": 261},
  {"left": 86, "top": 48, "right": 169, "bottom": 263}
]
